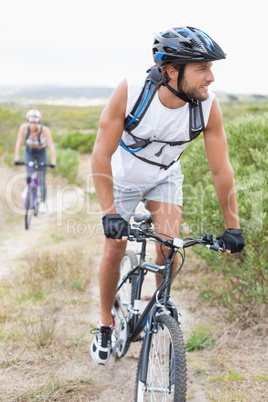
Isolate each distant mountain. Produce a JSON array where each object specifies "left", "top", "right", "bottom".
[
  {"left": 0, "top": 85, "right": 114, "bottom": 100},
  {"left": 1, "top": 85, "right": 267, "bottom": 105}
]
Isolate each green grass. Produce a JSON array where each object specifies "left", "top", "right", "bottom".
[
  {"left": 208, "top": 369, "right": 245, "bottom": 383},
  {"left": 17, "top": 376, "right": 98, "bottom": 400},
  {"left": 186, "top": 330, "right": 216, "bottom": 352}
]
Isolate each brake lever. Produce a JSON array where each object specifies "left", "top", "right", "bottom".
[
  {"left": 205, "top": 240, "right": 226, "bottom": 252},
  {"left": 202, "top": 234, "right": 225, "bottom": 252}
]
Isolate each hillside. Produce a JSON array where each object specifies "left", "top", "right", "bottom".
[
  {"left": 0, "top": 85, "right": 114, "bottom": 101},
  {"left": 1, "top": 85, "right": 268, "bottom": 104}
]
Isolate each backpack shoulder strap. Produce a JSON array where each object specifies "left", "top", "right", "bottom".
[
  {"left": 38, "top": 125, "right": 43, "bottom": 145},
  {"left": 25, "top": 125, "right": 30, "bottom": 143},
  {"left": 189, "top": 100, "right": 204, "bottom": 140},
  {"left": 124, "top": 66, "right": 162, "bottom": 132}
]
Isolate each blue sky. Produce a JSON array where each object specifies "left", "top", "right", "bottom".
[{"left": 1, "top": 0, "right": 267, "bottom": 94}]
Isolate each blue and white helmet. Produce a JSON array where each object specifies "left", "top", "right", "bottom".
[
  {"left": 153, "top": 26, "right": 226, "bottom": 66},
  {"left": 26, "top": 109, "right": 42, "bottom": 123}
]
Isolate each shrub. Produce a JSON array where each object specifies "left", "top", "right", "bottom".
[
  {"left": 53, "top": 147, "right": 79, "bottom": 183},
  {"left": 181, "top": 113, "right": 268, "bottom": 324},
  {"left": 59, "top": 132, "right": 97, "bottom": 153}
]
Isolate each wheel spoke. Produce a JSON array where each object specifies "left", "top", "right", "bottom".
[{"left": 135, "top": 314, "right": 187, "bottom": 401}]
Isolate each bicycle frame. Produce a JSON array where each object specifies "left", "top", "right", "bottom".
[
  {"left": 115, "top": 235, "right": 179, "bottom": 382},
  {"left": 112, "top": 214, "right": 225, "bottom": 399},
  {"left": 130, "top": 247, "right": 177, "bottom": 341},
  {"left": 24, "top": 169, "right": 39, "bottom": 209},
  {"left": 15, "top": 160, "right": 54, "bottom": 229}
]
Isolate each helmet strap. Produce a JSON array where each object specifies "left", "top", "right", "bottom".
[{"left": 163, "top": 64, "right": 197, "bottom": 106}]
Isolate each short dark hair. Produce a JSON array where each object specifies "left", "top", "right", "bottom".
[{"left": 160, "top": 63, "right": 181, "bottom": 83}]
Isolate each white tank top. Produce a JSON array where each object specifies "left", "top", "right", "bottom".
[{"left": 111, "top": 79, "right": 215, "bottom": 188}]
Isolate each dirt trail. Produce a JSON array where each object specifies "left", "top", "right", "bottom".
[{"left": 0, "top": 180, "right": 85, "bottom": 278}]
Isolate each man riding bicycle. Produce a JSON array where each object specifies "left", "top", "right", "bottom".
[
  {"left": 14, "top": 109, "right": 56, "bottom": 213},
  {"left": 90, "top": 26, "right": 245, "bottom": 365}
]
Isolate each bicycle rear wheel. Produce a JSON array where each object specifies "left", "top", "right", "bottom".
[
  {"left": 135, "top": 313, "right": 187, "bottom": 401},
  {"left": 25, "top": 187, "right": 34, "bottom": 230},
  {"left": 112, "top": 250, "right": 138, "bottom": 358}
]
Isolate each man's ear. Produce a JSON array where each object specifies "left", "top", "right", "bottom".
[{"left": 167, "top": 66, "right": 179, "bottom": 81}]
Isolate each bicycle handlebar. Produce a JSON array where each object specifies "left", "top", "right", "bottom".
[
  {"left": 128, "top": 223, "right": 225, "bottom": 253},
  {"left": 15, "top": 161, "right": 55, "bottom": 168}
]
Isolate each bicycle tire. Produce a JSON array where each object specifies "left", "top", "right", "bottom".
[
  {"left": 135, "top": 313, "right": 187, "bottom": 401},
  {"left": 34, "top": 185, "right": 41, "bottom": 216},
  {"left": 112, "top": 250, "right": 138, "bottom": 358},
  {"left": 25, "top": 187, "right": 34, "bottom": 230}
]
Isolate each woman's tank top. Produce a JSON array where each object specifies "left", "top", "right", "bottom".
[{"left": 25, "top": 125, "right": 47, "bottom": 149}]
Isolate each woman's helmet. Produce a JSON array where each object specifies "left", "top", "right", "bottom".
[
  {"left": 26, "top": 109, "right": 42, "bottom": 123},
  {"left": 153, "top": 26, "right": 226, "bottom": 66}
]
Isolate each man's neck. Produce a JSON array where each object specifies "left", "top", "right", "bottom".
[{"left": 158, "top": 84, "right": 186, "bottom": 109}]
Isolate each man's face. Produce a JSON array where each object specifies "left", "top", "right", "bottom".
[{"left": 180, "top": 62, "right": 214, "bottom": 101}]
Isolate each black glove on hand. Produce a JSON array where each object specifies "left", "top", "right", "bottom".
[
  {"left": 102, "top": 214, "right": 129, "bottom": 239},
  {"left": 216, "top": 228, "right": 245, "bottom": 253}
]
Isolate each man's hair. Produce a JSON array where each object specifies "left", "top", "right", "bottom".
[{"left": 160, "top": 63, "right": 181, "bottom": 83}]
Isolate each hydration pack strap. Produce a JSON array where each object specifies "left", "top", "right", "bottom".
[
  {"left": 128, "top": 147, "right": 185, "bottom": 170},
  {"left": 124, "top": 66, "right": 162, "bottom": 132},
  {"left": 121, "top": 65, "right": 205, "bottom": 170},
  {"left": 189, "top": 101, "right": 204, "bottom": 140},
  {"left": 123, "top": 101, "right": 204, "bottom": 150}
]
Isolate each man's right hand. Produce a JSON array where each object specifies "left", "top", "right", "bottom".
[{"left": 102, "top": 214, "right": 129, "bottom": 240}]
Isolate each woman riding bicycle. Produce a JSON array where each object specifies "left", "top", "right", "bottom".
[{"left": 14, "top": 109, "right": 56, "bottom": 213}]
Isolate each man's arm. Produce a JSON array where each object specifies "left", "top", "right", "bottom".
[
  {"left": 204, "top": 98, "right": 240, "bottom": 230},
  {"left": 91, "top": 79, "right": 127, "bottom": 216}
]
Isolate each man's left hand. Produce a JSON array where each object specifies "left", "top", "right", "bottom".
[{"left": 216, "top": 228, "right": 245, "bottom": 254}]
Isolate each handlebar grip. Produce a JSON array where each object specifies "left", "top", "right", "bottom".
[
  {"left": 206, "top": 244, "right": 220, "bottom": 251},
  {"left": 206, "top": 240, "right": 226, "bottom": 252},
  {"left": 14, "top": 161, "right": 25, "bottom": 165}
]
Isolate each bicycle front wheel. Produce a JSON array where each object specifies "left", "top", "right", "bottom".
[
  {"left": 25, "top": 188, "right": 34, "bottom": 230},
  {"left": 112, "top": 250, "right": 138, "bottom": 358},
  {"left": 34, "top": 185, "right": 41, "bottom": 216},
  {"left": 135, "top": 313, "right": 187, "bottom": 401}
]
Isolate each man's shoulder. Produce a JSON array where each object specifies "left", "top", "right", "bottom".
[
  {"left": 126, "top": 76, "right": 144, "bottom": 94},
  {"left": 125, "top": 76, "right": 146, "bottom": 116}
]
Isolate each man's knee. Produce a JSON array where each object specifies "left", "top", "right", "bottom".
[{"left": 103, "top": 241, "right": 126, "bottom": 264}]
